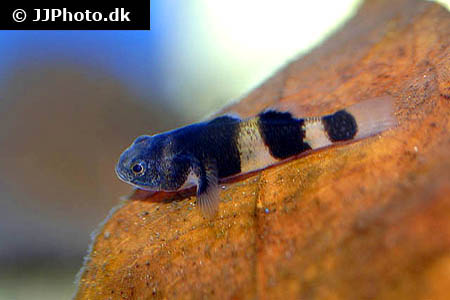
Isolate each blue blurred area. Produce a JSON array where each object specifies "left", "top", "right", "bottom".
[
  {"left": 0, "top": 30, "right": 155, "bottom": 92},
  {"left": 0, "top": 1, "right": 174, "bottom": 105}
]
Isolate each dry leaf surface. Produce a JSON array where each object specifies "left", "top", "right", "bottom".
[{"left": 75, "top": 0, "right": 450, "bottom": 299}]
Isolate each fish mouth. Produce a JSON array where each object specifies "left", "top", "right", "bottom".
[{"left": 129, "top": 182, "right": 157, "bottom": 191}]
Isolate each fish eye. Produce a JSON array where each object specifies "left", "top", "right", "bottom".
[{"left": 131, "top": 162, "right": 145, "bottom": 175}]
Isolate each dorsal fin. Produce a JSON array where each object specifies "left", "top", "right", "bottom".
[{"left": 208, "top": 114, "right": 241, "bottom": 125}]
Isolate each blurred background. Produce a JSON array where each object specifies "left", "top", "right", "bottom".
[{"left": 0, "top": 1, "right": 448, "bottom": 299}]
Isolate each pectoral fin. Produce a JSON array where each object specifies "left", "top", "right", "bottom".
[{"left": 196, "top": 159, "right": 220, "bottom": 218}]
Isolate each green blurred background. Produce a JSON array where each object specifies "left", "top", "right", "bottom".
[{"left": 0, "top": 1, "right": 448, "bottom": 299}]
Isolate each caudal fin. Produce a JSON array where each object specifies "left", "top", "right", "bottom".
[{"left": 346, "top": 96, "right": 397, "bottom": 139}]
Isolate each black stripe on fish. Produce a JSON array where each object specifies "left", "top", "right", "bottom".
[
  {"left": 257, "top": 110, "right": 311, "bottom": 159},
  {"left": 172, "top": 115, "right": 242, "bottom": 179},
  {"left": 322, "top": 110, "right": 358, "bottom": 142}
]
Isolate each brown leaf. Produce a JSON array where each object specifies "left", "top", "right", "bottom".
[{"left": 75, "top": 0, "right": 450, "bottom": 299}]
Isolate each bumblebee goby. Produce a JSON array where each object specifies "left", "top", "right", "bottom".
[{"left": 116, "top": 97, "right": 397, "bottom": 217}]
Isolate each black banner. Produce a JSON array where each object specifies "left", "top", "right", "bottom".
[{"left": 1, "top": 1, "right": 150, "bottom": 30}]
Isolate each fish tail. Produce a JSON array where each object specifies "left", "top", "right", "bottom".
[{"left": 303, "top": 96, "right": 397, "bottom": 149}]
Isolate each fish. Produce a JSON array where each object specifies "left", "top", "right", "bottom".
[{"left": 116, "top": 96, "right": 397, "bottom": 217}]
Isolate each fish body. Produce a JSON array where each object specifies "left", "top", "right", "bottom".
[{"left": 116, "top": 97, "right": 396, "bottom": 217}]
